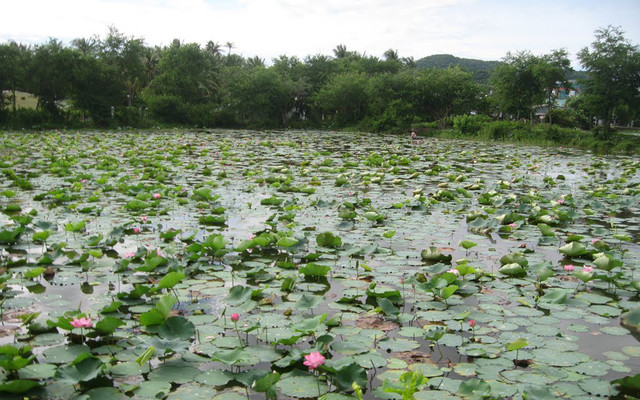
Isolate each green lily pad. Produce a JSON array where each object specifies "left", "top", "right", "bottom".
[
  {"left": 43, "top": 345, "right": 91, "bottom": 364},
  {"left": 147, "top": 364, "right": 200, "bottom": 384},
  {"left": 108, "top": 361, "right": 150, "bottom": 376},
  {"left": 55, "top": 356, "right": 104, "bottom": 383},
  {"left": 76, "top": 387, "right": 125, "bottom": 399},
  {"left": 577, "top": 379, "right": 614, "bottom": 397},
  {"left": 621, "top": 309, "right": 640, "bottom": 333},
  {"left": 18, "top": 363, "right": 57, "bottom": 380},
  {"left": 133, "top": 380, "right": 172, "bottom": 398},
  {"left": 277, "top": 374, "right": 329, "bottom": 398},
  {"left": 530, "top": 349, "right": 589, "bottom": 367},
  {"left": 195, "top": 369, "right": 234, "bottom": 386}
]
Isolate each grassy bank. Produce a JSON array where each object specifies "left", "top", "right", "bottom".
[{"left": 413, "top": 117, "right": 640, "bottom": 155}]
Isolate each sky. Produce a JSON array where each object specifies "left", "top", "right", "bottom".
[{"left": 2, "top": 0, "right": 640, "bottom": 68}]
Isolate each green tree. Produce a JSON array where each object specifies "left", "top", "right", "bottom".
[
  {"left": 383, "top": 49, "right": 399, "bottom": 61},
  {"left": 70, "top": 55, "right": 124, "bottom": 125},
  {"left": 142, "top": 46, "right": 161, "bottom": 86},
  {"left": 302, "top": 54, "right": 336, "bottom": 93},
  {"left": 27, "top": 39, "right": 78, "bottom": 119},
  {"left": 578, "top": 26, "right": 640, "bottom": 134},
  {"left": 246, "top": 56, "right": 265, "bottom": 69},
  {"left": 0, "top": 42, "right": 29, "bottom": 119},
  {"left": 333, "top": 44, "right": 351, "bottom": 59},
  {"left": 416, "top": 67, "right": 481, "bottom": 128},
  {"left": 314, "top": 72, "right": 369, "bottom": 126},
  {"left": 206, "top": 40, "right": 223, "bottom": 66},
  {"left": 365, "top": 71, "right": 418, "bottom": 131},
  {"left": 225, "top": 41, "right": 235, "bottom": 56},
  {"left": 534, "top": 49, "right": 571, "bottom": 124},
  {"left": 490, "top": 51, "right": 543, "bottom": 124},
  {"left": 143, "top": 41, "right": 215, "bottom": 123},
  {"left": 71, "top": 37, "right": 98, "bottom": 56},
  {"left": 99, "top": 27, "right": 147, "bottom": 107},
  {"left": 222, "top": 67, "right": 298, "bottom": 127}
]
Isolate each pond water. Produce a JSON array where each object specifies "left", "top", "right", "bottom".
[{"left": 0, "top": 130, "right": 639, "bottom": 399}]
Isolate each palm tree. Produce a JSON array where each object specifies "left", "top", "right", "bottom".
[
  {"left": 246, "top": 56, "right": 265, "bottom": 68},
  {"left": 333, "top": 44, "right": 349, "bottom": 59},
  {"left": 402, "top": 56, "right": 416, "bottom": 69},
  {"left": 225, "top": 41, "right": 235, "bottom": 56},
  {"left": 206, "top": 41, "right": 221, "bottom": 58},
  {"left": 143, "top": 46, "right": 161, "bottom": 84},
  {"left": 71, "top": 37, "right": 98, "bottom": 56},
  {"left": 383, "top": 48, "right": 399, "bottom": 61}
]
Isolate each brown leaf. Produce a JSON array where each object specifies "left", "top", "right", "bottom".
[
  {"left": 356, "top": 316, "right": 398, "bottom": 331},
  {"left": 393, "top": 351, "right": 435, "bottom": 365}
]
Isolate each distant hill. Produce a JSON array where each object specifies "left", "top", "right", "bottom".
[{"left": 415, "top": 54, "right": 501, "bottom": 84}]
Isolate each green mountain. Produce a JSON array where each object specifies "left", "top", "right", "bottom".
[{"left": 415, "top": 54, "right": 501, "bottom": 84}]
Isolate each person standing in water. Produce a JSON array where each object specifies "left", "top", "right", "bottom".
[{"left": 410, "top": 131, "right": 420, "bottom": 144}]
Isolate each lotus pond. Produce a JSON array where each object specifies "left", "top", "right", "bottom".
[{"left": 0, "top": 130, "right": 639, "bottom": 400}]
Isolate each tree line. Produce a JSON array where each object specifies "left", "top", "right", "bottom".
[{"left": 0, "top": 26, "right": 638, "bottom": 134}]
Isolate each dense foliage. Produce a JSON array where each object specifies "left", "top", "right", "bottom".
[{"left": 0, "top": 26, "right": 639, "bottom": 136}]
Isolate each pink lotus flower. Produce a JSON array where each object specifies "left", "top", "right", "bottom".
[
  {"left": 124, "top": 252, "right": 135, "bottom": 259},
  {"left": 141, "top": 216, "right": 148, "bottom": 222},
  {"left": 509, "top": 223, "right": 517, "bottom": 228},
  {"left": 557, "top": 199, "right": 564, "bottom": 204},
  {"left": 156, "top": 249, "right": 162, "bottom": 257},
  {"left": 81, "top": 179, "right": 88, "bottom": 183},
  {"left": 133, "top": 227, "right": 140, "bottom": 234},
  {"left": 447, "top": 268, "right": 460, "bottom": 276},
  {"left": 564, "top": 264, "right": 575, "bottom": 272},
  {"left": 469, "top": 319, "right": 476, "bottom": 327},
  {"left": 303, "top": 351, "right": 325, "bottom": 370},
  {"left": 230, "top": 313, "right": 240, "bottom": 322},
  {"left": 583, "top": 266, "right": 594, "bottom": 273},
  {"left": 70, "top": 317, "right": 93, "bottom": 328},
  {"left": 591, "top": 238, "right": 601, "bottom": 244},
  {"left": 153, "top": 193, "right": 161, "bottom": 199}
]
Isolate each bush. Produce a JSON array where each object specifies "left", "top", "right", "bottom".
[
  {"left": 479, "top": 120, "right": 524, "bottom": 140},
  {"left": 115, "top": 107, "right": 150, "bottom": 128},
  {"left": 546, "top": 108, "right": 590, "bottom": 130},
  {"left": 3, "top": 109, "right": 53, "bottom": 129},
  {"left": 144, "top": 95, "right": 189, "bottom": 124},
  {"left": 453, "top": 114, "right": 491, "bottom": 135},
  {"left": 531, "top": 124, "right": 578, "bottom": 144},
  {"left": 369, "top": 99, "right": 415, "bottom": 133},
  {"left": 411, "top": 121, "right": 439, "bottom": 134},
  {"left": 187, "top": 103, "right": 219, "bottom": 128}
]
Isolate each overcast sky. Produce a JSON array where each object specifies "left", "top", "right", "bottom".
[{"left": 2, "top": 0, "right": 639, "bottom": 68}]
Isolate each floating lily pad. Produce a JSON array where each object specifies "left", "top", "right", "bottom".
[
  {"left": 43, "top": 345, "right": 91, "bottom": 364},
  {"left": 147, "top": 364, "right": 200, "bottom": 384},
  {"left": 133, "top": 380, "right": 172, "bottom": 398},
  {"left": 277, "top": 375, "right": 329, "bottom": 398},
  {"left": 195, "top": 369, "right": 234, "bottom": 386}
]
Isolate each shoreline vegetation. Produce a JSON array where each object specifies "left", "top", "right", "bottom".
[{"left": 2, "top": 122, "right": 639, "bottom": 155}]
